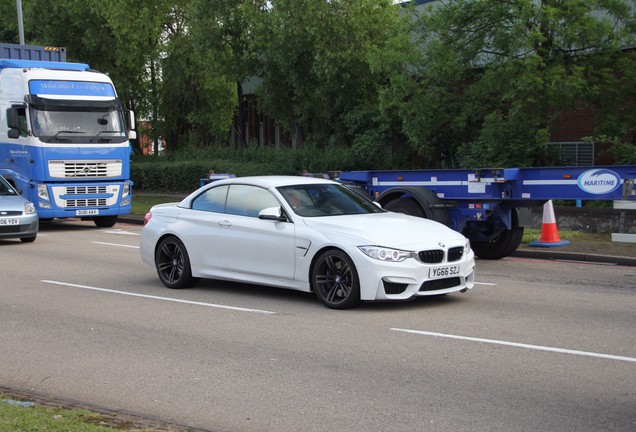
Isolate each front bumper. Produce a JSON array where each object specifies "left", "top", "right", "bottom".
[{"left": 355, "top": 250, "right": 476, "bottom": 301}]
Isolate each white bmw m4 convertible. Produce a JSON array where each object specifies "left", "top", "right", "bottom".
[{"left": 140, "top": 176, "right": 475, "bottom": 309}]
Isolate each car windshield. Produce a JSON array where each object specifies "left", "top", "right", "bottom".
[
  {"left": 277, "top": 183, "right": 383, "bottom": 217},
  {"left": 30, "top": 105, "right": 127, "bottom": 143},
  {"left": 0, "top": 177, "right": 18, "bottom": 195}
]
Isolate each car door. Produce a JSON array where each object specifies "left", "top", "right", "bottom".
[
  {"left": 181, "top": 184, "right": 229, "bottom": 271},
  {"left": 217, "top": 184, "right": 296, "bottom": 280}
]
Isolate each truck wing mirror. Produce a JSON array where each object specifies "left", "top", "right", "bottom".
[
  {"left": 6, "top": 107, "right": 19, "bottom": 129},
  {"left": 127, "top": 110, "right": 135, "bottom": 130},
  {"left": 6, "top": 107, "right": 20, "bottom": 139}
]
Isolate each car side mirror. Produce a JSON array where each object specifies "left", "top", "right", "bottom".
[{"left": 258, "top": 206, "right": 287, "bottom": 222}]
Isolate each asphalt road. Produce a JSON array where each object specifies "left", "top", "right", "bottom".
[{"left": 1, "top": 220, "right": 635, "bottom": 432}]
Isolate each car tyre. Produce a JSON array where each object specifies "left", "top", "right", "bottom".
[
  {"left": 20, "top": 235, "right": 36, "bottom": 243},
  {"left": 155, "top": 236, "right": 198, "bottom": 289},
  {"left": 312, "top": 249, "right": 361, "bottom": 309}
]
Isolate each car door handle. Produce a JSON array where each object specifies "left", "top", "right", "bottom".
[{"left": 218, "top": 220, "right": 232, "bottom": 227}]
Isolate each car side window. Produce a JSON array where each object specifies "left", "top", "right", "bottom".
[
  {"left": 226, "top": 184, "right": 279, "bottom": 218},
  {"left": 191, "top": 185, "right": 228, "bottom": 213}
]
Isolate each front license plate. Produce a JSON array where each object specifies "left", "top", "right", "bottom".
[
  {"left": 429, "top": 265, "right": 460, "bottom": 279},
  {"left": 76, "top": 209, "right": 99, "bottom": 216},
  {"left": 0, "top": 218, "right": 19, "bottom": 225}
]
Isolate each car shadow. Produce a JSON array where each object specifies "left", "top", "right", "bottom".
[{"left": 147, "top": 277, "right": 468, "bottom": 311}]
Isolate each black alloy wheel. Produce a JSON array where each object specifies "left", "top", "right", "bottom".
[
  {"left": 155, "top": 236, "right": 198, "bottom": 289},
  {"left": 312, "top": 249, "right": 361, "bottom": 309}
]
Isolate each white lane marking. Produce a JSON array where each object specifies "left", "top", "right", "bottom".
[
  {"left": 103, "top": 229, "right": 140, "bottom": 236},
  {"left": 391, "top": 328, "right": 636, "bottom": 363},
  {"left": 41, "top": 280, "right": 277, "bottom": 315},
  {"left": 92, "top": 241, "right": 139, "bottom": 249},
  {"left": 474, "top": 281, "right": 497, "bottom": 286}
]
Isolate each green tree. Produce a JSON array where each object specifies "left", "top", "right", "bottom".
[
  {"left": 392, "top": 0, "right": 636, "bottom": 168},
  {"left": 252, "top": 0, "right": 405, "bottom": 154},
  {"left": 189, "top": 0, "right": 266, "bottom": 147}
]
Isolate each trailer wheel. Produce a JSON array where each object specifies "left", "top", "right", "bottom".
[
  {"left": 384, "top": 197, "right": 425, "bottom": 218},
  {"left": 472, "top": 227, "right": 524, "bottom": 260},
  {"left": 93, "top": 216, "right": 118, "bottom": 228},
  {"left": 381, "top": 188, "right": 450, "bottom": 226}
]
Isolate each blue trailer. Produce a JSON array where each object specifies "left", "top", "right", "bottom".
[{"left": 339, "top": 166, "right": 636, "bottom": 259}]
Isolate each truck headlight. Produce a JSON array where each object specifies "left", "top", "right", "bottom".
[
  {"left": 359, "top": 246, "right": 412, "bottom": 262},
  {"left": 37, "top": 184, "right": 50, "bottom": 201},
  {"left": 122, "top": 181, "right": 131, "bottom": 199}
]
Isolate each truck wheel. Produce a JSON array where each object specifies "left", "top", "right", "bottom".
[
  {"left": 472, "top": 227, "right": 524, "bottom": 260},
  {"left": 93, "top": 216, "right": 118, "bottom": 228},
  {"left": 384, "top": 198, "right": 425, "bottom": 218}
]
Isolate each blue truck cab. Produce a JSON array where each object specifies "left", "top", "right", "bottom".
[{"left": 0, "top": 44, "right": 135, "bottom": 227}]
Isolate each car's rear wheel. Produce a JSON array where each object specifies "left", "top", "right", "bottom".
[
  {"left": 312, "top": 249, "right": 360, "bottom": 309},
  {"left": 155, "top": 236, "right": 198, "bottom": 289}
]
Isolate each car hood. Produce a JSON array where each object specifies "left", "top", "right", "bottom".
[
  {"left": 0, "top": 195, "right": 29, "bottom": 211},
  {"left": 301, "top": 212, "right": 466, "bottom": 249}
]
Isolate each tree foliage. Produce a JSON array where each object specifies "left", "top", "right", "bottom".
[
  {"left": 252, "top": 0, "right": 406, "bottom": 152},
  {"left": 390, "top": 0, "right": 636, "bottom": 168},
  {"left": 1, "top": 0, "right": 634, "bottom": 168}
]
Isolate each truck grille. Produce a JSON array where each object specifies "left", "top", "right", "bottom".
[
  {"left": 50, "top": 184, "right": 120, "bottom": 209},
  {"left": 48, "top": 160, "right": 122, "bottom": 179},
  {"left": 66, "top": 186, "right": 108, "bottom": 194},
  {"left": 65, "top": 198, "right": 108, "bottom": 208}
]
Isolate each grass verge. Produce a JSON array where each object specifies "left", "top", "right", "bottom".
[{"left": 0, "top": 394, "right": 172, "bottom": 432}]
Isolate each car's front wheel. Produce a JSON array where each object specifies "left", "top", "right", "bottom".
[
  {"left": 312, "top": 249, "right": 360, "bottom": 309},
  {"left": 155, "top": 236, "right": 198, "bottom": 289}
]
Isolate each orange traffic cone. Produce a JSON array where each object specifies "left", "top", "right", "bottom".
[{"left": 530, "top": 200, "right": 570, "bottom": 247}]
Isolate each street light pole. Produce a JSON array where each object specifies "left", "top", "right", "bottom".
[{"left": 16, "top": 0, "right": 25, "bottom": 45}]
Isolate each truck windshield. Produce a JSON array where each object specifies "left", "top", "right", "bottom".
[{"left": 30, "top": 105, "right": 127, "bottom": 143}]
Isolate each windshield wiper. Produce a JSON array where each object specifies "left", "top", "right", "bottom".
[
  {"left": 54, "top": 130, "right": 86, "bottom": 137},
  {"left": 90, "top": 130, "right": 120, "bottom": 143}
]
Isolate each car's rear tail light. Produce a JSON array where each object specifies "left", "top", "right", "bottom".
[{"left": 143, "top": 212, "right": 152, "bottom": 225}]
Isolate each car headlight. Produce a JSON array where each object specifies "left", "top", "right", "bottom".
[
  {"left": 24, "top": 202, "right": 36, "bottom": 215},
  {"left": 359, "top": 246, "right": 412, "bottom": 262},
  {"left": 464, "top": 239, "right": 471, "bottom": 253}
]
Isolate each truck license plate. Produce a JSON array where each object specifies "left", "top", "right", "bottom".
[
  {"left": 429, "top": 265, "right": 460, "bottom": 279},
  {"left": 0, "top": 218, "right": 19, "bottom": 225},
  {"left": 76, "top": 209, "right": 99, "bottom": 216}
]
